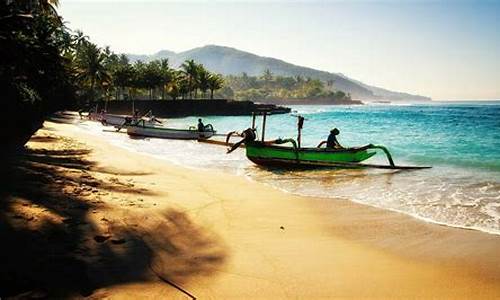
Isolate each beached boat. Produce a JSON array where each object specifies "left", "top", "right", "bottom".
[
  {"left": 227, "top": 113, "right": 429, "bottom": 170},
  {"left": 100, "top": 114, "right": 130, "bottom": 126},
  {"left": 88, "top": 112, "right": 133, "bottom": 126},
  {"left": 88, "top": 111, "right": 160, "bottom": 127},
  {"left": 127, "top": 121, "right": 215, "bottom": 140}
]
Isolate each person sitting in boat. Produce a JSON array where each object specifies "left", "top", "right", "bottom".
[
  {"left": 327, "top": 128, "right": 343, "bottom": 149},
  {"left": 197, "top": 118, "right": 205, "bottom": 132}
]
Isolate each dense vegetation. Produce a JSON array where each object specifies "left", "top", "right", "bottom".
[
  {"left": 1, "top": 0, "right": 76, "bottom": 150},
  {"left": 220, "top": 70, "right": 352, "bottom": 102},
  {"left": 74, "top": 47, "right": 225, "bottom": 102},
  {"left": 0, "top": 0, "right": 224, "bottom": 150}
]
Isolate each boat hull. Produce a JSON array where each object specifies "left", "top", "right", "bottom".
[
  {"left": 245, "top": 142, "right": 376, "bottom": 168},
  {"left": 102, "top": 114, "right": 128, "bottom": 126},
  {"left": 89, "top": 113, "right": 156, "bottom": 127},
  {"left": 127, "top": 125, "right": 214, "bottom": 140}
]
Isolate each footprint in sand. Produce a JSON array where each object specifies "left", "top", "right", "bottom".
[
  {"left": 111, "top": 239, "right": 126, "bottom": 245},
  {"left": 93, "top": 235, "right": 111, "bottom": 243}
]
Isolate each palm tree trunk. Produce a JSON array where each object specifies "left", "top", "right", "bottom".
[
  {"left": 210, "top": 89, "right": 214, "bottom": 99},
  {"left": 90, "top": 77, "right": 96, "bottom": 102}
]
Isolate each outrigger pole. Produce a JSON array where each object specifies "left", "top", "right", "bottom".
[
  {"left": 261, "top": 112, "right": 267, "bottom": 142},
  {"left": 297, "top": 115, "right": 304, "bottom": 148}
]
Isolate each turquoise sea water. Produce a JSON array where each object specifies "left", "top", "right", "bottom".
[{"left": 80, "top": 101, "right": 500, "bottom": 234}]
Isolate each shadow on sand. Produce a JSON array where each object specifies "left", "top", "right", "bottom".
[{"left": 0, "top": 134, "right": 227, "bottom": 298}]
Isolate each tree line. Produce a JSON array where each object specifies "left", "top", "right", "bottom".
[
  {"left": 0, "top": 0, "right": 224, "bottom": 150},
  {"left": 74, "top": 39, "right": 225, "bottom": 102},
  {"left": 222, "top": 70, "right": 351, "bottom": 102}
]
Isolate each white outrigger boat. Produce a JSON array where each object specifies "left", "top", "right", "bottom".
[
  {"left": 89, "top": 112, "right": 159, "bottom": 127},
  {"left": 126, "top": 120, "right": 215, "bottom": 140}
]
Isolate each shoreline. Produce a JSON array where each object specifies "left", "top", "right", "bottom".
[
  {"left": 258, "top": 178, "right": 500, "bottom": 237},
  {"left": 2, "top": 119, "right": 500, "bottom": 298},
  {"left": 83, "top": 120, "right": 500, "bottom": 238}
]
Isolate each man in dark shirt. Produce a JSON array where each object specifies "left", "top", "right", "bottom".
[
  {"left": 197, "top": 118, "right": 205, "bottom": 132},
  {"left": 327, "top": 128, "right": 343, "bottom": 149}
]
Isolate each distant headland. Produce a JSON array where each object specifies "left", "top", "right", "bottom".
[{"left": 126, "top": 45, "right": 432, "bottom": 102}]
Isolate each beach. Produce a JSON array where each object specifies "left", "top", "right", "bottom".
[{"left": 2, "top": 119, "right": 500, "bottom": 299}]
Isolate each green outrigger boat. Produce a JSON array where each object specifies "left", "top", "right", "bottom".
[
  {"left": 226, "top": 112, "right": 430, "bottom": 170},
  {"left": 245, "top": 141, "right": 378, "bottom": 168}
]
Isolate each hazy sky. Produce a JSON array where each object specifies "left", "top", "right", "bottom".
[{"left": 59, "top": 0, "right": 500, "bottom": 100}]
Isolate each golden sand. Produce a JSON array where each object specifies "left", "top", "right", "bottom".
[{"left": 2, "top": 120, "right": 499, "bottom": 299}]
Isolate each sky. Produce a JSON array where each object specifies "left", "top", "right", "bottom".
[{"left": 58, "top": 0, "right": 500, "bottom": 100}]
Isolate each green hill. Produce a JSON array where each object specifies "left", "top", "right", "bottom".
[{"left": 126, "top": 45, "right": 431, "bottom": 102}]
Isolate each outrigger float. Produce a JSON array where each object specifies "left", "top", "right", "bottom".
[{"left": 225, "top": 112, "right": 430, "bottom": 170}]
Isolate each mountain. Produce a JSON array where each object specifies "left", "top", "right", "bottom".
[{"left": 126, "top": 45, "right": 431, "bottom": 101}]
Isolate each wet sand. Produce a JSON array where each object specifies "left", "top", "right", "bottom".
[{"left": 1, "top": 118, "right": 499, "bottom": 299}]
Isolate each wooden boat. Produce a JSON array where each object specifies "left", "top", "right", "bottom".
[
  {"left": 227, "top": 112, "right": 430, "bottom": 170},
  {"left": 101, "top": 114, "right": 130, "bottom": 126},
  {"left": 127, "top": 121, "right": 215, "bottom": 140},
  {"left": 245, "top": 140, "right": 378, "bottom": 168},
  {"left": 89, "top": 112, "right": 158, "bottom": 127}
]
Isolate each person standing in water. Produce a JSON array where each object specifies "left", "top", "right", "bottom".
[{"left": 327, "top": 128, "right": 343, "bottom": 149}]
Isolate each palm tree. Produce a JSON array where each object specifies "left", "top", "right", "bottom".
[
  {"left": 75, "top": 41, "right": 111, "bottom": 102},
  {"left": 207, "top": 74, "right": 224, "bottom": 100},
  {"left": 39, "top": 0, "right": 59, "bottom": 14},
  {"left": 197, "top": 67, "right": 210, "bottom": 99},
  {"left": 13, "top": 0, "right": 59, "bottom": 15},
  {"left": 73, "top": 30, "right": 89, "bottom": 47},
  {"left": 262, "top": 69, "right": 273, "bottom": 82},
  {"left": 34, "top": 0, "right": 63, "bottom": 25},
  {"left": 143, "top": 60, "right": 163, "bottom": 99},
  {"left": 178, "top": 75, "right": 191, "bottom": 100},
  {"left": 112, "top": 61, "right": 134, "bottom": 100},
  {"left": 159, "top": 58, "right": 172, "bottom": 100},
  {"left": 131, "top": 60, "right": 146, "bottom": 93},
  {"left": 166, "top": 71, "right": 182, "bottom": 100},
  {"left": 180, "top": 59, "right": 198, "bottom": 99}
]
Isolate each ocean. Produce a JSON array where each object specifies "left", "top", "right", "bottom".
[{"left": 78, "top": 101, "right": 500, "bottom": 235}]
